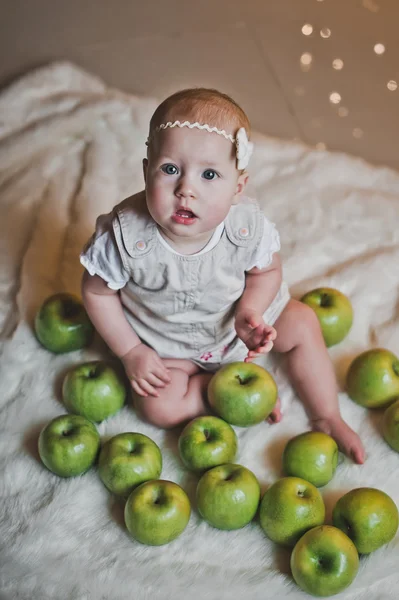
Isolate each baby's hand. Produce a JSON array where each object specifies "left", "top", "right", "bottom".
[
  {"left": 235, "top": 309, "right": 277, "bottom": 361},
  {"left": 121, "top": 343, "right": 171, "bottom": 397}
]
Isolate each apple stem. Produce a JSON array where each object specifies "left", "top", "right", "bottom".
[
  {"left": 63, "top": 301, "right": 80, "bottom": 319},
  {"left": 153, "top": 490, "right": 164, "bottom": 505},
  {"left": 344, "top": 519, "right": 352, "bottom": 533},
  {"left": 235, "top": 374, "right": 253, "bottom": 385},
  {"left": 320, "top": 294, "right": 331, "bottom": 308},
  {"left": 89, "top": 364, "right": 102, "bottom": 378}
]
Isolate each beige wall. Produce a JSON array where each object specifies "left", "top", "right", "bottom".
[{"left": 1, "top": 0, "right": 398, "bottom": 169}]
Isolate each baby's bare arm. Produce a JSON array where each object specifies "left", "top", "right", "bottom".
[
  {"left": 234, "top": 254, "right": 282, "bottom": 357},
  {"left": 235, "top": 253, "right": 283, "bottom": 317},
  {"left": 81, "top": 270, "right": 141, "bottom": 357},
  {"left": 81, "top": 271, "right": 171, "bottom": 396}
]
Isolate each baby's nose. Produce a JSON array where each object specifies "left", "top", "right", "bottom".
[{"left": 175, "top": 176, "right": 196, "bottom": 198}]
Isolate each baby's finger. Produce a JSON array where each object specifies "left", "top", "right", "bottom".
[
  {"left": 137, "top": 378, "right": 159, "bottom": 397},
  {"left": 257, "top": 340, "right": 274, "bottom": 353},
  {"left": 244, "top": 352, "right": 260, "bottom": 362},
  {"left": 244, "top": 356, "right": 255, "bottom": 362},
  {"left": 269, "top": 327, "right": 277, "bottom": 341},
  {"left": 154, "top": 356, "right": 171, "bottom": 372},
  {"left": 147, "top": 373, "right": 169, "bottom": 388},
  {"left": 131, "top": 380, "right": 148, "bottom": 397},
  {"left": 245, "top": 349, "right": 260, "bottom": 359},
  {"left": 260, "top": 326, "right": 276, "bottom": 342},
  {"left": 154, "top": 367, "right": 172, "bottom": 383},
  {"left": 251, "top": 325, "right": 265, "bottom": 345}
]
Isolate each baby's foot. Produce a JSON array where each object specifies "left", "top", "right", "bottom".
[
  {"left": 311, "top": 416, "right": 365, "bottom": 464},
  {"left": 268, "top": 397, "right": 282, "bottom": 424}
]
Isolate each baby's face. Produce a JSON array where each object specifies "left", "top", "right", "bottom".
[{"left": 143, "top": 126, "right": 248, "bottom": 250}]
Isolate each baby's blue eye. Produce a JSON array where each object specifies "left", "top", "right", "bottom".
[
  {"left": 202, "top": 169, "right": 218, "bottom": 180},
  {"left": 161, "top": 164, "right": 178, "bottom": 175}
]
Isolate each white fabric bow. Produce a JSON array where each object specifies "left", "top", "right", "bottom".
[{"left": 236, "top": 127, "right": 254, "bottom": 170}]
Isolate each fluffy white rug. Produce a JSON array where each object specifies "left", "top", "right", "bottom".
[{"left": 1, "top": 62, "right": 399, "bottom": 600}]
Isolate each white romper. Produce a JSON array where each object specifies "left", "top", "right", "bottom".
[{"left": 80, "top": 191, "right": 290, "bottom": 372}]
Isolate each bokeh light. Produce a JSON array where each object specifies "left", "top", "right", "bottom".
[
  {"left": 300, "top": 52, "right": 313, "bottom": 66},
  {"left": 300, "top": 52, "right": 313, "bottom": 72},
  {"left": 387, "top": 80, "right": 398, "bottom": 91},
  {"left": 353, "top": 128, "right": 364, "bottom": 139},
  {"left": 320, "top": 28, "right": 331, "bottom": 39},
  {"left": 363, "top": 0, "right": 380, "bottom": 12},
  {"left": 329, "top": 92, "right": 341, "bottom": 104},
  {"left": 302, "top": 24, "right": 313, "bottom": 36},
  {"left": 374, "top": 43, "right": 385, "bottom": 55},
  {"left": 333, "top": 59, "right": 344, "bottom": 70}
]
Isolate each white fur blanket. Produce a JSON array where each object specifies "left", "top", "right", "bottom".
[{"left": 1, "top": 62, "right": 399, "bottom": 600}]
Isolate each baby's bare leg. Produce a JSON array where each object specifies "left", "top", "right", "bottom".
[
  {"left": 133, "top": 358, "right": 214, "bottom": 429},
  {"left": 273, "top": 299, "right": 365, "bottom": 464}
]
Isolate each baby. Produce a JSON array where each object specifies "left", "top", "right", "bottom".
[{"left": 80, "top": 88, "right": 365, "bottom": 464}]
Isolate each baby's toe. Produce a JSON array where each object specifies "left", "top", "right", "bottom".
[{"left": 267, "top": 397, "right": 281, "bottom": 424}]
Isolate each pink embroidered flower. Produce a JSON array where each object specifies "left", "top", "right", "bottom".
[
  {"left": 222, "top": 345, "right": 230, "bottom": 356},
  {"left": 200, "top": 352, "right": 213, "bottom": 361}
]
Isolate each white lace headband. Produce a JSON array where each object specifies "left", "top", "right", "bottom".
[{"left": 146, "top": 120, "right": 254, "bottom": 170}]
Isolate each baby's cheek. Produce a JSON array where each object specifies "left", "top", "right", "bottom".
[
  {"left": 203, "top": 201, "right": 230, "bottom": 225},
  {"left": 146, "top": 185, "right": 171, "bottom": 213}
]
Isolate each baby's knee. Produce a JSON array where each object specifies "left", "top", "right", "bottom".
[
  {"left": 286, "top": 301, "right": 322, "bottom": 345},
  {"left": 134, "top": 396, "right": 184, "bottom": 429},
  {"left": 297, "top": 302, "right": 322, "bottom": 338}
]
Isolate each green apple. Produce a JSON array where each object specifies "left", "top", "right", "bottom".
[
  {"left": 346, "top": 348, "right": 399, "bottom": 408},
  {"left": 35, "top": 292, "right": 94, "bottom": 353},
  {"left": 208, "top": 362, "right": 277, "bottom": 427},
  {"left": 333, "top": 487, "right": 399, "bottom": 554},
  {"left": 300, "top": 287, "right": 353, "bottom": 347},
  {"left": 282, "top": 432, "right": 339, "bottom": 487},
  {"left": 260, "top": 477, "right": 325, "bottom": 547},
  {"left": 291, "top": 525, "right": 359, "bottom": 597},
  {"left": 38, "top": 414, "right": 100, "bottom": 477},
  {"left": 62, "top": 361, "right": 127, "bottom": 422},
  {"left": 178, "top": 416, "right": 237, "bottom": 471},
  {"left": 124, "top": 480, "right": 191, "bottom": 545},
  {"left": 196, "top": 463, "right": 260, "bottom": 530},
  {"left": 98, "top": 432, "right": 162, "bottom": 496},
  {"left": 382, "top": 398, "right": 399, "bottom": 451}
]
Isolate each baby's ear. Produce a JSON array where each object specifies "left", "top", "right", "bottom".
[
  {"left": 142, "top": 158, "right": 148, "bottom": 183},
  {"left": 232, "top": 171, "right": 249, "bottom": 203}
]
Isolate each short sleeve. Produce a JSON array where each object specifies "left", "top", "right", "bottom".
[
  {"left": 246, "top": 216, "right": 281, "bottom": 271},
  {"left": 80, "top": 212, "right": 130, "bottom": 290}
]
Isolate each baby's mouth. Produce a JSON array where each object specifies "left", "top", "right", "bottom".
[{"left": 174, "top": 209, "right": 197, "bottom": 219}]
